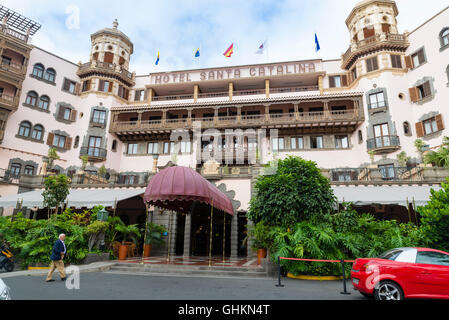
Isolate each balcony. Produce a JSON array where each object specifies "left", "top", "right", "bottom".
[
  {"left": 342, "top": 33, "right": 409, "bottom": 70},
  {"left": 110, "top": 109, "right": 363, "bottom": 134},
  {"left": 367, "top": 135, "right": 401, "bottom": 154},
  {"left": 0, "top": 60, "right": 24, "bottom": 76},
  {"left": 0, "top": 93, "right": 19, "bottom": 111},
  {"left": 77, "top": 61, "right": 135, "bottom": 86},
  {"left": 80, "top": 147, "right": 107, "bottom": 162},
  {"left": 0, "top": 25, "right": 29, "bottom": 43}
]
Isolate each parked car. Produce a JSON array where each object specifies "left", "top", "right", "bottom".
[
  {"left": 0, "top": 278, "right": 11, "bottom": 300},
  {"left": 351, "top": 247, "right": 449, "bottom": 300}
]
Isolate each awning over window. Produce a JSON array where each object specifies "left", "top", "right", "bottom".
[
  {"left": 144, "top": 166, "right": 234, "bottom": 215},
  {"left": 0, "top": 188, "right": 146, "bottom": 209},
  {"left": 332, "top": 185, "right": 442, "bottom": 207}
]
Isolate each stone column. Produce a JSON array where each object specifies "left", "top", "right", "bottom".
[
  {"left": 147, "top": 88, "right": 153, "bottom": 104},
  {"left": 194, "top": 84, "right": 199, "bottom": 103},
  {"left": 264, "top": 104, "right": 270, "bottom": 121},
  {"left": 183, "top": 213, "right": 192, "bottom": 257},
  {"left": 294, "top": 103, "right": 299, "bottom": 120},
  {"left": 228, "top": 82, "right": 233, "bottom": 101},
  {"left": 187, "top": 109, "right": 192, "bottom": 126},
  {"left": 265, "top": 79, "right": 270, "bottom": 98},
  {"left": 246, "top": 220, "right": 256, "bottom": 258},
  {"left": 237, "top": 106, "right": 242, "bottom": 123},
  {"left": 230, "top": 212, "right": 238, "bottom": 258},
  {"left": 162, "top": 110, "right": 167, "bottom": 125},
  {"left": 137, "top": 111, "right": 143, "bottom": 126},
  {"left": 323, "top": 100, "right": 330, "bottom": 120},
  {"left": 168, "top": 212, "right": 177, "bottom": 256},
  {"left": 318, "top": 75, "right": 324, "bottom": 95},
  {"left": 214, "top": 107, "right": 219, "bottom": 125}
]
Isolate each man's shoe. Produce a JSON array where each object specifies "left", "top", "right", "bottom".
[
  {"left": 46, "top": 279, "right": 55, "bottom": 282},
  {"left": 61, "top": 277, "right": 66, "bottom": 281}
]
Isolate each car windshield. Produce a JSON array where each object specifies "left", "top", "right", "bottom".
[{"left": 378, "top": 249, "right": 403, "bottom": 260}]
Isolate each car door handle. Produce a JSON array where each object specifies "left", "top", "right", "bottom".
[{"left": 420, "top": 271, "right": 432, "bottom": 275}]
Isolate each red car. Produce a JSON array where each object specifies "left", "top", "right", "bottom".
[{"left": 351, "top": 247, "right": 449, "bottom": 300}]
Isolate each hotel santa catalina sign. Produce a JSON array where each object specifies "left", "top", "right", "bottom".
[{"left": 151, "top": 60, "right": 322, "bottom": 85}]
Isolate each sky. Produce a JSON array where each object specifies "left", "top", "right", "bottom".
[{"left": 2, "top": 0, "right": 448, "bottom": 75}]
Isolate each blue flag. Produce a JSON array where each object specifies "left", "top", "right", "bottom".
[
  {"left": 155, "top": 51, "right": 160, "bottom": 65},
  {"left": 315, "top": 34, "right": 320, "bottom": 52},
  {"left": 195, "top": 49, "right": 200, "bottom": 58}
]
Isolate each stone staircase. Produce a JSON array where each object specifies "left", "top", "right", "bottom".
[{"left": 107, "top": 262, "right": 269, "bottom": 278}]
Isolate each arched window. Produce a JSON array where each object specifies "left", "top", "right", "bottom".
[
  {"left": 10, "top": 163, "right": 21, "bottom": 177},
  {"left": 441, "top": 28, "right": 449, "bottom": 47},
  {"left": 25, "top": 91, "right": 38, "bottom": 106},
  {"left": 43, "top": 68, "right": 56, "bottom": 82},
  {"left": 38, "top": 95, "right": 50, "bottom": 110},
  {"left": 18, "top": 121, "right": 31, "bottom": 137},
  {"left": 32, "top": 63, "right": 44, "bottom": 78},
  {"left": 24, "top": 165, "right": 35, "bottom": 175},
  {"left": 31, "top": 124, "right": 43, "bottom": 140},
  {"left": 403, "top": 122, "right": 411, "bottom": 136}
]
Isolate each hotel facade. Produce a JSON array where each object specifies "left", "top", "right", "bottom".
[{"left": 0, "top": 0, "right": 448, "bottom": 257}]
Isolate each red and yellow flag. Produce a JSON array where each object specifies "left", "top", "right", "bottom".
[{"left": 223, "top": 43, "right": 234, "bottom": 58}]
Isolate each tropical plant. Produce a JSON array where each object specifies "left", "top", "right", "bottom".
[
  {"left": 42, "top": 174, "right": 70, "bottom": 216},
  {"left": 248, "top": 156, "right": 336, "bottom": 227},
  {"left": 47, "top": 147, "right": 60, "bottom": 170},
  {"left": 86, "top": 220, "right": 109, "bottom": 252},
  {"left": 423, "top": 137, "right": 449, "bottom": 168},
  {"left": 414, "top": 139, "right": 426, "bottom": 162},
  {"left": 115, "top": 223, "right": 141, "bottom": 245},
  {"left": 143, "top": 223, "right": 167, "bottom": 245},
  {"left": 80, "top": 155, "right": 89, "bottom": 171},
  {"left": 247, "top": 221, "right": 272, "bottom": 250},
  {"left": 98, "top": 165, "right": 107, "bottom": 178},
  {"left": 368, "top": 150, "right": 375, "bottom": 164},
  {"left": 397, "top": 151, "right": 411, "bottom": 167},
  {"left": 417, "top": 179, "right": 449, "bottom": 251}
]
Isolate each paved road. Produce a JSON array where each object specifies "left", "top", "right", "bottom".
[{"left": 2, "top": 271, "right": 366, "bottom": 300}]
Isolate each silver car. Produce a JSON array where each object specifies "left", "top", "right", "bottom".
[{"left": 0, "top": 278, "right": 11, "bottom": 300}]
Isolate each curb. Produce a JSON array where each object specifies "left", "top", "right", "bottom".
[
  {"left": 287, "top": 273, "right": 343, "bottom": 281},
  {"left": 0, "top": 261, "right": 116, "bottom": 279}
]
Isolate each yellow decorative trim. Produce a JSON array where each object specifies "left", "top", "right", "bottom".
[
  {"left": 287, "top": 272, "right": 343, "bottom": 281},
  {"left": 28, "top": 267, "right": 50, "bottom": 270}
]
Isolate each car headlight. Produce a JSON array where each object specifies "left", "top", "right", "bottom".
[{"left": 0, "top": 287, "right": 11, "bottom": 300}]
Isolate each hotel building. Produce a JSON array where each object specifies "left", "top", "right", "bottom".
[{"left": 0, "top": 0, "right": 448, "bottom": 257}]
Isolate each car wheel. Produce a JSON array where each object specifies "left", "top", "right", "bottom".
[
  {"left": 4, "top": 261, "right": 14, "bottom": 272},
  {"left": 360, "top": 292, "right": 373, "bottom": 299},
  {"left": 374, "top": 281, "right": 404, "bottom": 301}
]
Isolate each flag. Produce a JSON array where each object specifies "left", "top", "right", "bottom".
[
  {"left": 256, "top": 40, "right": 267, "bottom": 54},
  {"left": 315, "top": 33, "right": 320, "bottom": 52},
  {"left": 155, "top": 51, "right": 160, "bottom": 65},
  {"left": 195, "top": 48, "right": 200, "bottom": 58},
  {"left": 223, "top": 43, "right": 234, "bottom": 58}
]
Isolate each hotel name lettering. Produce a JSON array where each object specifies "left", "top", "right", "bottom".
[{"left": 152, "top": 63, "right": 318, "bottom": 84}]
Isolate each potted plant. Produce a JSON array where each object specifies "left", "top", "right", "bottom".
[
  {"left": 47, "top": 148, "right": 60, "bottom": 173},
  {"left": 248, "top": 221, "right": 272, "bottom": 265},
  {"left": 142, "top": 223, "right": 167, "bottom": 257},
  {"left": 114, "top": 223, "right": 141, "bottom": 260},
  {"left": 79, "top": 155, "right": 89, "bottom": 173}
]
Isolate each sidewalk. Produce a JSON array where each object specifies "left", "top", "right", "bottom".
[{"left": 0, "top": 261, "right": 115, "bottom": 279}]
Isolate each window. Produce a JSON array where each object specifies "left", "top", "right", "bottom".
[
  {"left": 271, "top": 137, "right": 285, "bottom": 152},
  {"left": 118, "top": 85, "right": 129, "bottom": 100},
  {"left": 24, "top": 165, "right": 35, "bottom": 175},
  {"left": 91, "top": 110, "right": 106, "bottom": 125},
  {"left": 335, "top": 136, "right": 349, "bottom": 149},
  {"left": 163, "top": 141, "right": 174, "bottom": 154},
  {"left": 366, "top": 56, "right": 379, "bottom": 72},
  {"left": 363, "top": 26, "right": 375, "bottom": 39},
  {"left": 440, "top": 29, "right": 449, "bottom": 47},
  {"left": 82, "top": 80, "right": 91, "bottom": 92},
  {"left": 58, "top": 106, "right": 76, "bottom": 122},
  {"left": 411, "top": 48, "right": 426, "bottom": 68},
  {"left": 290, "top": 137, "right": 304, "bottom": 150},
  {"left": 391, "top": 55, "right": 402, "bottom": 68},
  {"left": 63, "top": 78, "right": 77, "bottom": 94},
  {"left": 358, "top": 130, "right": 363, "bottom": 144},
  {"left": 329, "top": 76, "right": 341, "bottom": 88},
  {"left": 423, "top": 117, "right": 439, "bottom": 135},
  {"left": 379, "top": 164, "right": 396, "bottom": 180},
  {"left": 403, "top": 122, "right": 411, "bottom": 136},
  {"left": 1, "top": 55, "right": 11, "bottom": 65},
  {"left": 31, "top": 125, "right": 43, "bottom": 140},
  {"left": 134, "top": 90, "right": 145, "bottom": 101},
  {"left": 147, "top": 142, "right": 158, "bottom": 154},
  {"left": 88, "top": 136, "right": 102, "bottom": 157},
  {"left": 416, "top": 251, "right": 449, "bottom": 266},
  {"left": 99, "top": 80, "right": 112, "bottom": 93},
  {"left": 417, "top": 81, "right": 432, "bottom": 100},
  {"left": 53, "top": 134, "right": 66, "bottom": 148},
  {"left": 25, "top": 91, "right": 38, "bottom": 106},
  {"left": 0, "top": 87, "right": 3, "bottom": 97},
  {"left": 369, "top": 92, "right": 386, "bottom": 109},
  {"left": 180, "top": 141, "right": 191, "bottom": 153},
  {"left": 10, "top": 163, "right": 21, "bottom": 177},
  {"left": 32, "top": 64, "right": 44, "bottom": 78},
  {"left": 63, "top": 108, "right": 71, "bottom": 120},
  {"left": 373, "top": 123, "right": 391, "bottom": 147},
  {"left": 18, "top": 121, "right": 31, "bottom": 137},
  {"left": 43, "top": 68, "right": 56, "bottom": 83},
  {"left": 127, "top": 143, "right": 138, "bottom": 155},
  {"left": 74, "top": 136, "right": 80, "bottom": 148},
  {"left": 38, "top": 95, "right": 50, "bottom": 110},
  {"left": 310, "top": 136, "right": 323, "bottom": 149},
  {"left": 351, "top": 67, "right": 357, "bottom": 80},
  {"left": 112, "top": 140, "right": 117, "bottom": 152}
]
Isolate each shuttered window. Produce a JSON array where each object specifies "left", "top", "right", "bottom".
[
  {"left": 416, "top": 115, "right": 444, "bottom": 137},
  {"left": 391, "top": 55, "right": 402, "bottom": 68},
  {"left": 104, "top": 52, "right": 114, "bottom": 64},
  {"left": 411, "top": 49, "right": 426, "bottom": 68},
  {"left": 62, "top": 78, "right": 80, "bottom": 94},
  {"left": 366, "top": 57, "right": 379, "bottom": 72},
  {"left": 409, "top": 81, "right": 432, "bottom": 102}
]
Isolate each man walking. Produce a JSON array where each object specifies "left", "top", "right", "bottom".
[{"left": 46, "top": 234, "right": 67, "bottom": 282}]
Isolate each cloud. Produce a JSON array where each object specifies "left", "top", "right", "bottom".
[{"left": 2, "top": 0, "right": 447, "bottom": 74}]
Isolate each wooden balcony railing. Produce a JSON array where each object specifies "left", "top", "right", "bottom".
[
  {"left": 0, "top": 25, "right": 29, "bottom": 43},
  {"left": 270, "top": 85, "right": 319, "bottom": 93},
  {"left": 152, "top": 94, "right": 194, "bottom": 101},
  {"left": 0, "top": 94, "right": 18, "bottom": 109},
  {"left": 233, "top": 89, "right": 266, "bottom": 96},
  {"left": 110, "top": 109, "right": 362, "bottom": 132},
  {"left": 0, "top": 61, "right": 24, "bottom": 74}
]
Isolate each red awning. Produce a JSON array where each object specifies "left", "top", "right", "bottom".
[{"left": 144, "top": 166, "right": 234, "bottom": 215}]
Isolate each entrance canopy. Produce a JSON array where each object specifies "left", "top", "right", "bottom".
[
  {"left": 332, "top": 185, "right": 442, "bottom": 207},
  {"left": 144, "top": 166, "right": 234, "bottom": 215},
  {"left": 0, "top": 187, "right": 146, "bottom": 209}
]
